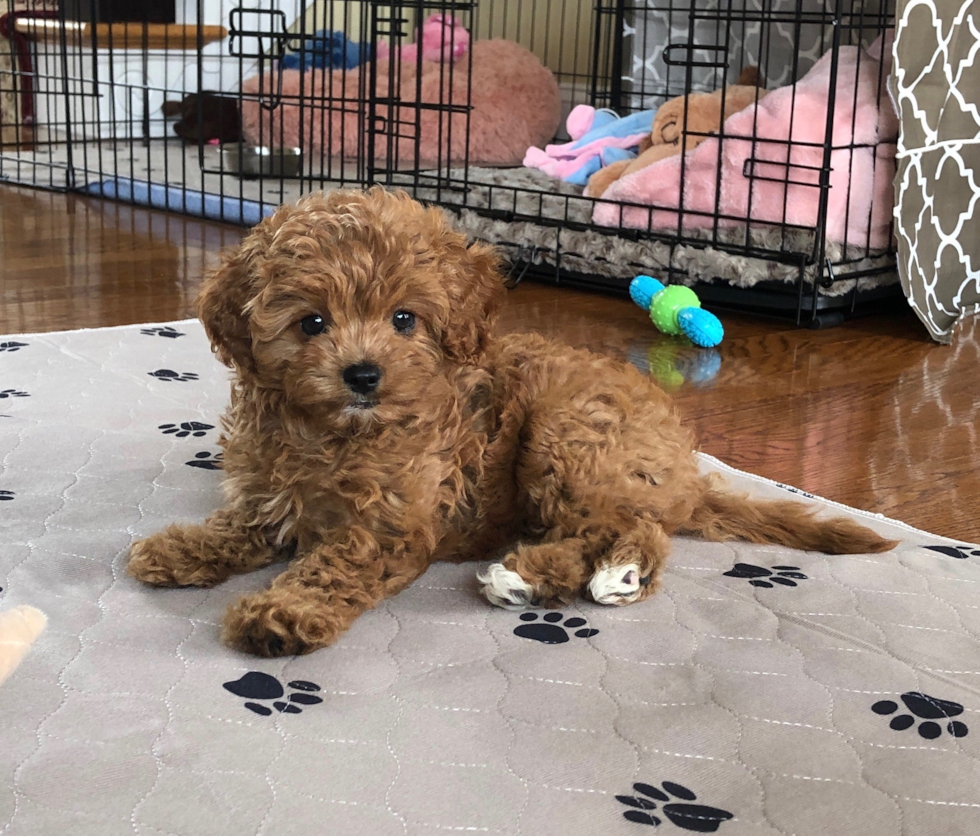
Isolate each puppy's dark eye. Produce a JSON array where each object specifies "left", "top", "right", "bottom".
[
  {"left": 392, "top": 310, "right": 416, "bottom": 333},
  {"left": 299, "top": 314, "right": 326, "bottom": 336}
]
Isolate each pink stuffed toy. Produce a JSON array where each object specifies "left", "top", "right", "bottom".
[
  {"left": 399, "top": 14, "right": 469, "bottom": 64},
  {"left": 594, "top": 35, "right": 897, "bottom": 250}
]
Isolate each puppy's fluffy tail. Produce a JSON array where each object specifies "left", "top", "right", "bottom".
[{"left": 680, "top": 478, "right": 898, "bottom": 555}]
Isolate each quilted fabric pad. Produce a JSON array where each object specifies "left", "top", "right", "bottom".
[{"left": 1, "top": 320, "right": 978, "bottom": 836}]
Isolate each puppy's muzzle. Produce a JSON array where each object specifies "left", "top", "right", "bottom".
[{"left": 343, "top": 363, "right": 382, "bottom": 396}]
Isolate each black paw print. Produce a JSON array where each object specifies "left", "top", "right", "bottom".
[
  {"left": 514, "top": 612, "right": 598, "bottom": 644},
  {"left": 0, "top": 341, "right": 27, "bottom": 352},
  {"left": 774, "top": 482, "right": 817, "bottom": 500},
  {"left": 186, "top": 451, "right": 223, "bottom": 470},
  {"left": 617, "top": 781, "right": 734, "bottom": 831},
  {"left": 141, "top": 326, "right": 185, "bottom": 338},
  {"left": 223, "top": 672, "right": 323, "bottom": 716},
  {"left": 0, "top": 490, "right": 14, "bottom": 501},
  {"left": 160, "top": 421, "right": 214, "bottom": 438},
  {"left": 872, "top": 692, "right": 969, "bottom": 740},
  {"left": 723, "top": 563, "right": 808, "bottom": 588},
  {"left": 0, "top": 389, "right": 28, "bottom": 399},
  {"left": 925, "top": 545, "right": 980, "bottom": 560},
  {"left": 149, "top": 369, "right": 199, "bottom": 383}
]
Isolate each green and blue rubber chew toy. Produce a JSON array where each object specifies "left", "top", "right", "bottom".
[{"left": 629, "top": 275, "right": 724, "bottom": 348}]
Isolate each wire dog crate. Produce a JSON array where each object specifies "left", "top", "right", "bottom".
[{"left": 0, "top": 0, "right": 899, "bottom": 324}]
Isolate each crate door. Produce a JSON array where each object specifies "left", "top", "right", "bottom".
[{"left": 366, "top": 0, "right": 474, "bottom": 190}]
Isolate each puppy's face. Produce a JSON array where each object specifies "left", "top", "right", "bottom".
[{"left": 197, "top": 189, "right": 504, "bottom": 431}]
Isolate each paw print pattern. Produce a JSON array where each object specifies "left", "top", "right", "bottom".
[
  {"left": 0, "top": 389, "right": 28, "bottom": 399},
  {"left": 514, "top": 612, "right": 599, "bottom": 644},
  {"left": 617, "top": 781, "right": 734, "bottom": 831},
  {"left": 0, "top": 490, "right": 14, "bottom": 501},
  {"left": 186, "top": 451, "right": 223, "bottom": 470},
  {"left": 925, "top": 545, "right": 980, "bottom": 560},
  {"left": 223, "top": 672, "right": 323, "bottom": 716},
  {"left": 140, "top": 326, "right": 185, "bottom": 338},
  {"left": 0, "top": 341, "right": 27, "bottom": 352},
  {"left": 160, "top": 421, "right": 214, "bottom": 438},
  {"left": 147, "top": 369, "right": 197, "bottom": 383},
  {"left": 872, "top": 692, "right": 969, "bottom": 739},
  {"left": 148, "top": 369, "right": 199, "bottom": 383},
  {"left": 774, "top": 482, "right": 817, "bottom": 500},
  {"left": 723, "top": 563, "right": 808, "bottom": 588}
]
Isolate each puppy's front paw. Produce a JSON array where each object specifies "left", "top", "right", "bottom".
[
  {"left": 222, "top": 590, "right": 330, "bottom": 657},
  {"left": 127, "top": 526, "right": 230, "bottom": 588},
  {"left": 478, "top": 563, "right": 534, "bottom": 610}
]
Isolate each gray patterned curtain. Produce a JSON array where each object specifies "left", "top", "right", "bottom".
[{"left": 892, "top": 0, "right": 980, "bottom": 343}]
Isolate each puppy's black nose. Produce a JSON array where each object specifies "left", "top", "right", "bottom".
[{"left": 343, "top": 363, "right": 382, "bottom": 395}]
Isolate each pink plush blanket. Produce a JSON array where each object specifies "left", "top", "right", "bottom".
[
  {"left": 240, "top": 40, "right": 560, "bottom": 167},
  {"left": 594, "top": 39, "right": 898, "bottom": 249}
]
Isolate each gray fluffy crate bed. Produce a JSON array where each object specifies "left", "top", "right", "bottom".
[{"left": 398, "top": 167, "right": 898, "bottom": 296}]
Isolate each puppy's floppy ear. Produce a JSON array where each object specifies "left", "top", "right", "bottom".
[
  {"left": 442, "top": 241, "right": 506, "bottom": 362},
  {"left": 196, "top": 236, "right": 264, "bottom": 373}
]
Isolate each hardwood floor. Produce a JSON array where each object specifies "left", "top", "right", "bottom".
[{"left": 1, "top": 185, "right": 976, "bottom": 541}]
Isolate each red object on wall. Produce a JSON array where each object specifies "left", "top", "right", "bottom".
[{"left": 0, "top": 10, "right": 60, "bottom": 128}]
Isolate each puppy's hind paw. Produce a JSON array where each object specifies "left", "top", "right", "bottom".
[
  {"left": 589, "top": 563, "right": 645, "bottom": 606},
  {"left": 478, "top": 563, "right": 534, "bottom": 610}
]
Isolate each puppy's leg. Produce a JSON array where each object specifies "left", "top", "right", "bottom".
[
  {"left": 222, "top": 533, "right": 429, "bottom": 657},
  {"left": 484, "top": 362, "right": 700, "bottom": 610},
  {"left": 481, "top": 510, "right": 672, "bottom": 610},
  {"left": 128, "top": 509, "right": 282, "bottom": 588},
  {"left": 587, "top": 517, "right": 671, "bottom": 606},
  {"left": 478, "top": 538, "right": 590, "bottom": 609}
]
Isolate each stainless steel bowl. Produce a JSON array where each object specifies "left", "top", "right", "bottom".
[{"left": 220, "top": 144, "right": 303, "bottom": 178}]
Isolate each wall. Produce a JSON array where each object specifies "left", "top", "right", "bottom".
[{"left": 291, "top": 0, "right": 595, "bottom": 80}]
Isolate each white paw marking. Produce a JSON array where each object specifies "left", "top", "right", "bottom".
[
  {"left": 589, "top": 563, "right": 643, "bottom": 606},
  {"left": 477, "top": 563, "right": 534, "bottom": 610}
]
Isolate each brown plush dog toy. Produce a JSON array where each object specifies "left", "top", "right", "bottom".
[
  {"left": 586, "top": 67, "right": 767, "bottom": 198},
  {"left": 127, "top": 189, "right": 895, "bottom": 657}
]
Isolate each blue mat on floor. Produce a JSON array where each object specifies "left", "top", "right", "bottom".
[{"left": 81, "top": 178, "right": 274, "bottom": 227}]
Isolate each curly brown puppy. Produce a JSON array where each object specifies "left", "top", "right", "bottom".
[{"left": 127, "top": 188, "right": 897, "bottom": 656}]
